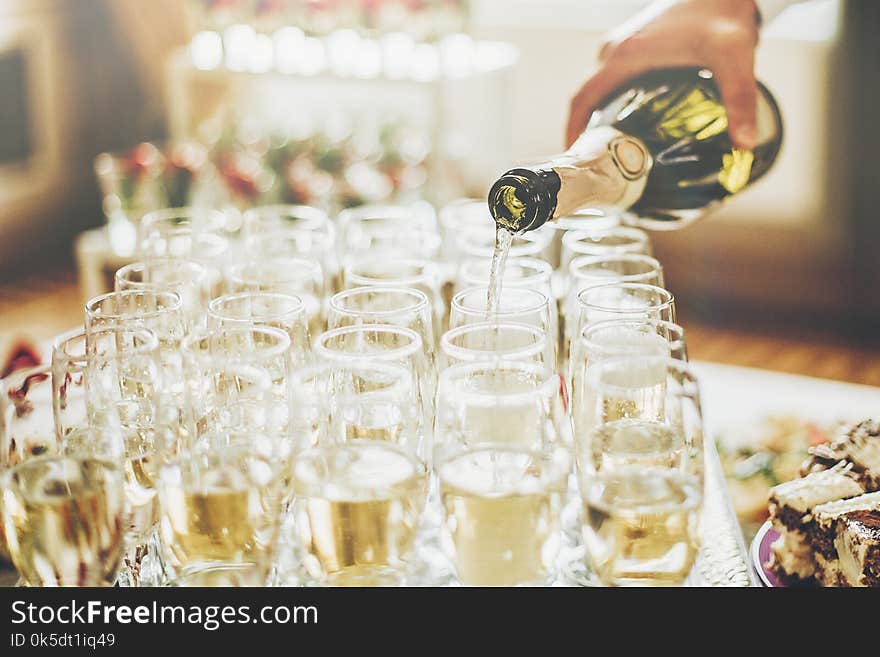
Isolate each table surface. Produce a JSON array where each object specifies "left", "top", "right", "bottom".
[{"left": 3, "top": 361, "right": 878, "bottom": 587}]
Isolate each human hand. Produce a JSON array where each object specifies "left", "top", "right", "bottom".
[{"left": 565, "top": 0, "right": 761, "bottom": 149}]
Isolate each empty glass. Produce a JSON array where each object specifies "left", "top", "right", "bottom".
[
  {"left": 455, "top": 256, "right": 554, "bottom": 300},
  {"left": 328, "top": 287, "right": 435, "bottom": 369},
  {"left": 575, "top": 283, "right": 675, "bottom": 337},
  {"left": 449, "top": 287, "right": 557, "bottom": 367},
  {"left": 225, "top": 257, "right": 325, "bottom": 338},
  {"left": 242, "top": 204, "right": 332, "bottom": 237},
  {"left": 138, "top": 207, "right": 229, "bottom": 295},
  {"left": 114, "top": 259, "right": 212, "bottom": 330},
  {"left": 242, "top": 204, "right": 337, "bottom": 292},
  {"left": 434, "top": 361, "right": 572, "bottom": 585},
  {"left": 343, "top": 257, "right": 443, "bottom": 331},
  {"left": 313, "top": 325, "right": 433, "bottom": 430},
  {"left": 563, "top": 254, "right": 665, "bottom": 360},
  {"left": 337, "top": 203, "right": 438, "bottom": 260},
  {"left": 560, "top": 226, "right": 652, "bottom": 274},
  {"left": 439, "top": 322, "right": 550, "bottom": 370},
  {"left": 182, "top": 326, "right": 292, "bottom": 440},
  {"left": 208, "top": 292, "right": 312, "bottom": 369}
]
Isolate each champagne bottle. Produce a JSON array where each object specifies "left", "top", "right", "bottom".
[{"left": 488, "top": 67, "right": 783, "bottom": 232}]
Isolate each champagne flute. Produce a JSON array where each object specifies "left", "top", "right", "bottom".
[
  {"left": 434, "top": 361, "right": 572, "bottom": 585},
  {"left": 225, "top": 257, "right": 325, "bottom": 338},
  {"left": 208, "top": 292, "right": 312, "bottom": 369},
  {"left": 181, "top": 326, "right": 292, "bottom": 440},
  {"left": 158, "top": 440, "right": 286, "bottom": 586},
  {"left": 343, "top": 257, "right": 444, "bottom": 331},
  {"left": 289, "top": 361, "right": 427, "bottom": 586},
  {"left": 1, "top": 455, "right": 126, "bottom": 586},
  {"left": 114, "top": 259, "right": 212, "bottom": 330},
  {"left": 560, "top": 226, "right": 651, "bottom": 274},
  {"left": 439, "top": 322, "right": 550, "bottom": 370},
  {"left": 449, "top": 286, "right": 557, "bottom": 367},
  {"left": 577, "top": 356, "right": 704, "bottom": 586},
  {"left": 328, "top": 286, "right": 436, "bottom": 370}
]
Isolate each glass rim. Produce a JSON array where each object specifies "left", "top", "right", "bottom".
[
  {"left": 226, "top": 256, "right": 323, "bottom": 286},
  {"left": 586, "top": 353, "right": 699, "bottom": 395},
  {"left": 3, "top": 453, "right": 122, "bottom": 498},
  {"left": 546, "top": 208, "right": 620, "bottom": 231},
  {"left": 141, "top": 206, "right": 226, "bottom": 233},
  {"left": 208, "top": 292, "right": 306, "bottom": 323},
  {"left": 562, "top": 225, "right": 650, "bottom": 253},
  {"left": 569, "top": 252, "right": 662, "bottom": 279},
  {"left": 455, "top": 226, "right": 552, "bottom": 257},
  {"left": 85, "top": 326, "right": 159, "bottom": 362},
  {"left": 438, "top": 198, "right": 489, "bottom": 229},
  {"left": 441, "top": 321, "right": 548, "bottom": 363},
  {"left": 576, "top": 282, "right": 674, "bottom": 313},
  {"left": 329, "top": 286, "right": 430, "bottom": 319},
  {"left": 579, "top": 318, "right": 686, "bottom": 354},
  {"left": 243, "top": 204, "right": 330, "bottom": 229},
  {"left": 459, "top": 256, "right": 553, "bottom": 288},
  {"left": 344, "top": 257, "right": 435, "bottom": 288},
  {"left": 452, "top": 286, "right": 550, "bottom": 319},
  {"left": 159, "top": 439, "right": 279, "bottom": 477},
  {"left": 85, "top": 289, "right": 183, "bottom": 322},
  {"left": 438, "top": 360, "right": 560, "bottom": 406},
  {"left": 338, "top": 202, "right": 436, "bottom": 227},
  {"left": 115, "top": 259, "right": 209, "bottom": 290},
  {"left": 313, "top": 324, "right": 424, "bottom": 362},
  {"left": 290, "top": 359, "right": 413, "bottom": 385},
  {"left": 245, "top": 226, "right": 335, "bottom": 250},
  {"left": 181, "top": 325, "right": 292, "bottom": 361}
]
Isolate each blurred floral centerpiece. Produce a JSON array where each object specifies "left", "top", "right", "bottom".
[{"left": 94, "top": 141, "right": 216, "bottom": 256}]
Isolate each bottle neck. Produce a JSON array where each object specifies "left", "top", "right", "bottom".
[{"left": 489, "top": 127, "right": 652, "bottom": 232}]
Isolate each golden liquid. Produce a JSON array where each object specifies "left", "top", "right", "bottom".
[
  {"left": 3, "top": 458, "right": 125, "bottom": 586},
  {"left": 582, "top": 467, "right": 700, "bottom": 586},
  {"left": 486, "top": 226, "right": 514, "bottom": 318},
  {"left": 587, "top": 419, "right": 685, "bottom": 473},
  {"left": 439, "top": 447, "right": 570, "bottom": 586},
  {"left": 292, "top": 442, "right": 427, "bottom": 586},
  {"left": 341, "top": 402, "right": 404, "bottom": 443},
  {"left": 160, "top": 462, "right": 280, "bottom": 576}
]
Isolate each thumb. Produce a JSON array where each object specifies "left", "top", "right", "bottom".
[{"left": 714, "top": 60, "right": 759, "bottom": 150}]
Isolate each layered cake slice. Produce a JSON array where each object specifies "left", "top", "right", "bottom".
[
  {"left": 802, "top": 419, "right": 880, "bottom": 490},
  {"left": 768, "top": 465, "right": 864, "bottom": 582},
  {"left": 811, "top": 491, "right": 880, "bottom": 586}
]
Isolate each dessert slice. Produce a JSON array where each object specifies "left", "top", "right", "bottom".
[
  {"left": 836, "top": 510, "right": 880, "bottom": 587},
  {"left": 802, "top": 419, "right": 880, "bottom": 490},
  {"left": 767, "top": 466, "right": 864, "bottom": 583},
  {"left": 811, "top": 491, "right": 880, "bottom": 586}
]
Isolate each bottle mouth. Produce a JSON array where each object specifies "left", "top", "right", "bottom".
[{"left": 488, "top": 168, "right": 560, "bottom": 232}]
